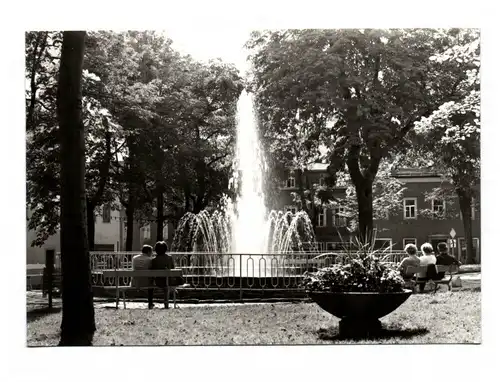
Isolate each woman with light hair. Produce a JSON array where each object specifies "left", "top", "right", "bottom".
[
  {"left": 417, "top": 242, "right": 437, "bottom": 291},
  {"left": 398, "top": 243, "right": 420, "bottom": 279},
  {"left": 419, "top": 243, "right": 437, "bottom": 265}
]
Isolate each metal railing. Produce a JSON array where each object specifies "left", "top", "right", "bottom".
[{"left": 80, "top": 250, "right": 407, "bottom": 290}]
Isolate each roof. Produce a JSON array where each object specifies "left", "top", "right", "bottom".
[
  {"left": 392, "top": 167, "right": 441, "bottom": 178},
  {"left": 306, "top": 163, "right": 329, "bottom": 171}
]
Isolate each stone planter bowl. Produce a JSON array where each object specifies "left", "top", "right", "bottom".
[
  {"left": 309, "top": 290, "right": 413, "bottom": 337},
  {"left": 309, "top": 290, "right": 413, "bottom": 320}
]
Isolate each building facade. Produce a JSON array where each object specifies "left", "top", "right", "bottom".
[
  {"left": 26, "top": 205, "right": 124, "bottom": 265},
  {"left": 26, "top": 204, "right": 175, "bottom": 265},
  {"left": 276, "top": 165, "right": 481, "bottom": 263}
]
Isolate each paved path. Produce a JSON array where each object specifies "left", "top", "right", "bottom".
[
  {"left": 95, "top": 301, "right": 274, "bottom": 309},
  {"left": 27, "top": 272, "right": 481, "bottom": 311},
  {"left": 459, "top": 272, "right": 480, "bottom": 280}
]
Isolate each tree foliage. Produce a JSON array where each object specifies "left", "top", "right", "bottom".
[
  {"left": 248, "top": 28, "right": 474, "bottom": 242},
  {"left": 26, "top": 31, "right": 120, "bottom": 247},
  {"left": 414, "top": 29, "right": 480, "bottom": 263},
  {"left": 26, "top": 30, "right": 243, "bottom": 248}
]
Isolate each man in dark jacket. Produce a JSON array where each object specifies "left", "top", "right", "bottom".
[
  {"left": 151, "top": 241, "right": 175, "bottom": 288},
  {"left": 434, "top": 242, "right": 461, "bottom": 280}
]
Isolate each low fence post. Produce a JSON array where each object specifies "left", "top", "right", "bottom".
[
  {"left": 46, "top": 249, "right": 55, "bottom": 309},
  {"left": 239, "top": 254, "right": 243, "bottom": 302}
]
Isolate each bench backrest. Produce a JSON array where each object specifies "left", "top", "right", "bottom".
[
  {"left": 406, "top": 265, "right": 459, "bottom": 275},
  {"left": 102, "top": 269, "right": 183, "bottom": 278}
]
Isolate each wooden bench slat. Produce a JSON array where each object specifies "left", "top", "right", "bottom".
[
  {"left": 99, "top": 269, "right": 184, "bottom": 309},
  {"left": 404, "top": 264, "right": 460, "bottom": 293},
  {"left": 101, "top": 269, "right": 183, "bottom": 278},
  {"left": 406, "top": 265, "right": 459, "bottom": 273}
]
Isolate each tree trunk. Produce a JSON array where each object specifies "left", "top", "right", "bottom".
[
  {"left": 193, "top": 196, "right": 204, "bottom": 214},
  {"left": 86, "top": 199, "right": 95, "bottom": 251},
  {"left": 85, "top": 129, "right": 111, "bottom": 251},
  {"left": 125, "top": 192, "right": 136, "bottom": 251},
  {"left": 193, "top": 159, "right": 206, "bottom": 213},
  {"left": 354, "top": 180, "right": 374, "bottom": 244},
  {"left": 346, "top": 143, "right": 378, "bottom": 245},
  {"left": 457, "top": 188, "right": 475, "bottom": 264},
  {"left": 156, "top": 186, "right": 164, "bottom": 241},
  {"left": 183, "top": 182, "right": 191, "bottom": 213},
  {"left": 57, "top": 31, "right": 96, "bottom": 346},
  {"left": 295, "top": 169, "right": 309, "bottom": 212}
]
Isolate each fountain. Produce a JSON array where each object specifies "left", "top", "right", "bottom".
[{"left": 172, "top": 91, "right": 317, "bottom": 277}]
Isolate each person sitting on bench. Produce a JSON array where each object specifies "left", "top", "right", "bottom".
[
  {"left": 132, "top": 245, "right": 154, "bottom": 309},
  {"left": 151, "top": 241, "right": 175, "bottom": 308},
  {"left": 435, "top": 242, "right": 461, "bottom": 280},
  {"left": 398, "top": 243, "right": 420, "bottom": 280},
  {"left": 417, "top": 243, "right": 437, "bottom": 292}
]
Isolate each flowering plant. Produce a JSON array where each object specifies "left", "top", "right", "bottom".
[{"left": 301, "top": 246, "right": 406, "bottom": 293}]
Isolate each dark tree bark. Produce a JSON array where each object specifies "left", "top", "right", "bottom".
[
  {"left": 86, "top": 130, "right": 112, "bottom": 250},
  {"left": 353, "top": 180, "right": 374, "bottom": 243},
  {"left": 86, "top": 199, "right": 95, "bottom": 251},
  {"left": 57, "top": 31, "right": 96, "bottom": 346},
  {"left": 457, "top": 188, "right": 475, "bottom": 264},
  {"left": 156, "top": 185, "right": 164, "bottom": 241},
  {"left": 118, "top": 139, "right": 142, "bottom": 252},
  {"left": 346, "top": 143, "right": 381, "bottom": 244},
  {"left": 295, "top": 170, "right": 308, "bottom": 211},
  {"left": 125, "top": 189, "right": 136, "bottom": 251},
  {"left": 183, "top": 182, "right": 191, "bottom": 213},
  {"left": 193, "top": 159, "right": 207, "bottom": 214}
]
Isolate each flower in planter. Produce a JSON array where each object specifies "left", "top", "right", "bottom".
[{"left": 301, "top": 244, "right": 406, "bottom": 293}]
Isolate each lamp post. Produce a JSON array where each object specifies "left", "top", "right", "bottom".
[{"left": 449, "top": 228, "right": 457, "bottom": 259}]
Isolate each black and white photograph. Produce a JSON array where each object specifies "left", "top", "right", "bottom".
[
  {"left": 24, "top": 25, "right": 481, "bottom": 345},
  {"left": 3, "top": 1, "right": 499, "bottom": 380}
]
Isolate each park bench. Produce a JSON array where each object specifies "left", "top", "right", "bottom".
[
  {"left": 27, "top": 272, "right": 44, "bottom": 291},
  {"left": 406, "top": 264, "right": 460, "bottom": 293},
  {"left": 101, "top": 269, "right": 184, "bottom": 309},
  {"left": 42, "top": 270, "right": 62, "bottom": 296}
]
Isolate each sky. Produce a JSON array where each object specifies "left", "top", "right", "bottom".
[{"left": 162, "top": 27, "right": 254, "bottom": 73}]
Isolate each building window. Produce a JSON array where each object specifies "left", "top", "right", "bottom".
[
  {"left": 143, "top": 224, "right": 151, "bottom": 240},
  {"left": 333, "top": 207, "right": 347, "bottom": 227},
  {"left": 319, "top": 174, "right": 326, "bottom": 187},
  {"left": 94, "top": 243, "right": 114, "bottom": 251},
  {"left": 374, "top": 238, "right": 392, "bottom": 251},
  {"left": 403, "top": 198, "right": 417, "bottom": 219},
  {"left": 431, "top": 198, "right": 445, "bottom": 217},
  {"left": 284, "top": 205, "right": 297, "bottom": 215},
  {"left": 403, "top": 238, "right": 417, "bottom": 248},
  {"left": 102, "top": 204, "right": 111, "bottom": 223},
  {"left": 317, "top": 208, "right": 327, "bottom": 227},
  {"left": 285, "top": 171, "right": 296, "bottom": 188}
]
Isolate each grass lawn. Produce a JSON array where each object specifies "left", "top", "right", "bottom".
[{"left": 27, "top": 290, "right": 480, "bottom": 346}]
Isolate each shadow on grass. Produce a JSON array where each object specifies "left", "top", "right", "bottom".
[
  {"left": 27, "top": 307, "right": 62, "bottom": 323},
  {"left": 317, "top": 324, "right": 429, "bottom": 342}
]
